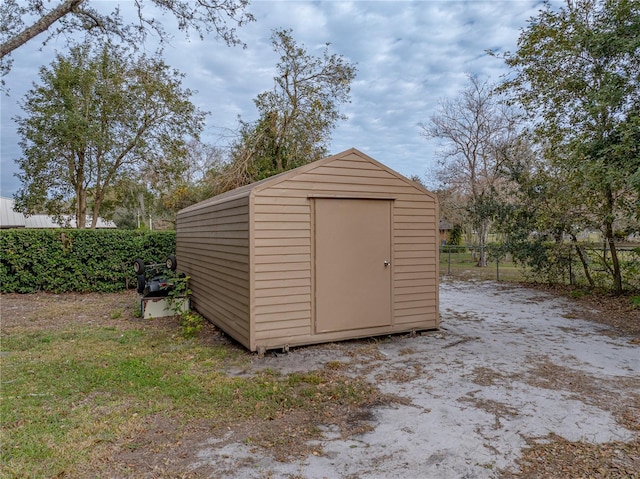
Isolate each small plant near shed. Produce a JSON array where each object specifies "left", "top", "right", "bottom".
[
  {"left": 325, "top": 360, "right": 348, "bottom": 370},
  {"left": 179, "top": 311, "right": 204, "bottom": 339},
  {"left": 167, "top": 272, "right": 191, "bottom": 305},
  {"left": 166, "top": 273, "right": 203, "bottom": 338},
  {"left": 132, "top": 303, "right": 142, "bottom": 318}
]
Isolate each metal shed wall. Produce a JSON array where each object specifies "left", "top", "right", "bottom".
[
  {"left": 177, "top": 193, "right": 251, "bottom": 347},
  {"left": 176, "top": 148, "right": 439, "bottom": 352}
]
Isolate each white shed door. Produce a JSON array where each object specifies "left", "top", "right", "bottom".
[{"left": 314, "top": 198, "right": 392, "bottom": 333}]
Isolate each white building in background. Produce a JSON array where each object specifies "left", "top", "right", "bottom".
[{"left": 0, "top": 197, "right": 116, "bottom": 229}]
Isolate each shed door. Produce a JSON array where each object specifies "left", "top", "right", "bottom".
[{"left": 314, "top": 198, "right": 392, "bottom": 333}]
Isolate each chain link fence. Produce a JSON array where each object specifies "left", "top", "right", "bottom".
[{"left": 439, "top": 242, "right": 640, "bottom": 291}]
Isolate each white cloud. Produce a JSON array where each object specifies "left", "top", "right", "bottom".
[{"left": 0, "top": 0, "right": 545, "bottom": 196}]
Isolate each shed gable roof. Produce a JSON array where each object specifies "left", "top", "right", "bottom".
[{"left": 178, "top": 148, "right": 435, "bottom": 215}]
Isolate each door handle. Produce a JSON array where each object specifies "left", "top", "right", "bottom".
[{"left": 384, "top": 260, "right": 391, "bottom": 267}]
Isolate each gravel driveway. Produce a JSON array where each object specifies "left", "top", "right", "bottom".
[{"left": 193, "top": 280, "right": 639, "bottom": 478}]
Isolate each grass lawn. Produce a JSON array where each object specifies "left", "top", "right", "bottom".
[{"left": 0, "top": 293, "right": 380, "bottom": 478}]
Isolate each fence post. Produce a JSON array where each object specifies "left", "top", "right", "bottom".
[
  {"left": 448, "top": 247, "right": 452, "bottom": 275},
  {"left": 496, "top": 254, "right": 500, "bottom": 282}
]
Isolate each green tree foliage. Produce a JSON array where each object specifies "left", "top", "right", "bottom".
[
  {"left": 14, "top": 41, "right": 206, "bottom": 228},
  {"left": 500, "top": 0, "right": 640, "bottom": 293},
  {"left": 157, "top": 140, "right": 226, "bottom": 222},
  {"left": 496, "top": 141, "right": 596, "bottom": 288},
  {"left": 0, "top": 0, "right": 254, "bottom": 79},
  {"left": 218, "top": 29, "right": 357, "bottom": 191},
  {"left": 448, "top": 224, "right": 463, "bottom": 246}
]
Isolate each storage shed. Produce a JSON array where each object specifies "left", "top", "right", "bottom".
[{"left": 176, "top": 148, "right": 439, "bottom": 352}]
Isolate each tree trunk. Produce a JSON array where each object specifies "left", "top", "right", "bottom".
[
  {"left": 603, "top": 186, "right": 623, "bottom": 294},
  {"left": 476, "top": 219, "right": 490, "bottom": 267},
  {"left": 91, "top": 204, "right": 100, "bottom": 229},
  {"left": 604, "top": 220, "right": 623, "bottom": 294},
  {"left": 0, "top": 0, "right": 85, "bottom": 59},
  {"left": 76, "top": 187, "right": 87, "bottom": 229},
  {"left": 570, "top": 234, "right": 595, "bottom": 288},
  {"left": 137, "top": 191, "right": 147, "bottom": 228},
  {"left": 91, "top": 188, "right": 105, "bottom": 229}
]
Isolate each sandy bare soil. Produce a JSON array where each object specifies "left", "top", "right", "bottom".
[{"left": 194, "top": 279, "right": 639, "bottom": 478}]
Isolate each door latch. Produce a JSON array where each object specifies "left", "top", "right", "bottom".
[{"left": 384, "top": 260, "right": 391, "bottom": 267}]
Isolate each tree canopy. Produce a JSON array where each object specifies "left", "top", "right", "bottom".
[
  {"left": 499, "top": 0, "right": 640, "bottom": 292},
  {"left": 14, "top": 41, "right": 206, "bottom": 228},
  {"left": 218, "top": 29, "right": 357, "bottom": 191},
  {"left": 0, "top": 0, "right": 254, "bottom": 77}
]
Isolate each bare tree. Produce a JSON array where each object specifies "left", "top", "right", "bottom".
[
  {"left": 433, "top": 187, "right": 470, "bottom": 237},
  {"left": 1, "top": 0, "right": 254, "bottom": 77},
  {"left": 420, "top": 75, "right": 518, "bottom": 266}
]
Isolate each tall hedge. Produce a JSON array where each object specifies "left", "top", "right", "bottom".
[{"left": 0, "top": 229, "right": 176, "bottom": 293}]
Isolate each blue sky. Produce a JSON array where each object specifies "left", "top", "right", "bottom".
[{"left": 0, "top": 0, "right": 547, "bottom": 197}]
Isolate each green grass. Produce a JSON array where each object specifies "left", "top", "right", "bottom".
[
  {"left": 1, "top": 319, "right": 375, "bottom": 478},
  {"left": 439, "top": 251, "right": 526, "bottom": 282}
]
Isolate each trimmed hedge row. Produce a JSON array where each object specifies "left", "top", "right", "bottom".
[{"left": 0, "top": 229, "right": 176, "bottom": 293}]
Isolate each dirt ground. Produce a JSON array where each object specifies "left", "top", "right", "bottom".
[{"left": 2, "top": 280, "right": 639, "bottom": 478}]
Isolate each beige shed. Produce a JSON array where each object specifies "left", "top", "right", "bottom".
[{"left": 176, "top": 148, "right": 439, "bottom": 352}]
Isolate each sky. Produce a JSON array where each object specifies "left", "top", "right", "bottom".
[{"left": 0, "top": 0, "right": 548, "bottom": 198}]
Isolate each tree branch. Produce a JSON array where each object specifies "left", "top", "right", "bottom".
[{"left": 0, "top": 0, "right": 85, "bottom": 59}]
